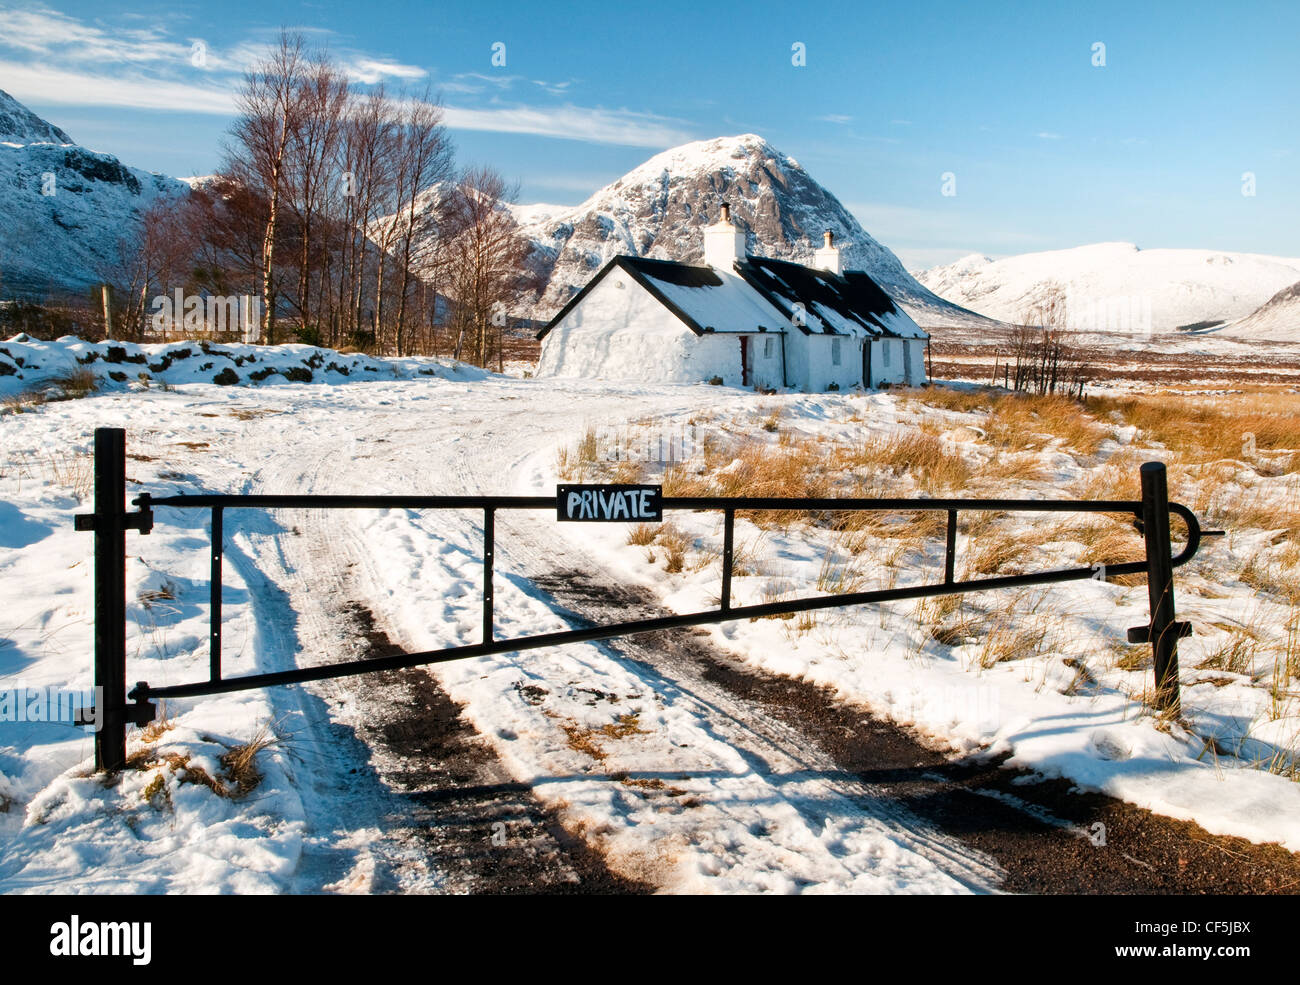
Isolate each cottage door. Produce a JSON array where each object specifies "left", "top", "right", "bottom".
[
  {"left": 862, "top": 340, "right": 872, "bottom": 388},
  {"left": 740, "top": 336, "right": 752, "bottom": 387}
]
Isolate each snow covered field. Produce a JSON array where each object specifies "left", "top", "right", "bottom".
[{"left": 1, "top": 336, "right": 1297, "bottom": 893}]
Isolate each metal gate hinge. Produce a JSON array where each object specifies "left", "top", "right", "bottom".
[
  {"left": 72, "top": 698, "right": 156, "bottom": 728},
  {"left": 74, "top": 500, "right": 153, "bottom": 535}
]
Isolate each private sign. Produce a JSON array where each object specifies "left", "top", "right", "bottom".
[{"left": 557, "top": 484, "right": 663, "bottom": 522}]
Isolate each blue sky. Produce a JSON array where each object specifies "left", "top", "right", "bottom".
[{"left": 1, "top": 0, "right": 1295, "bottom": 268}]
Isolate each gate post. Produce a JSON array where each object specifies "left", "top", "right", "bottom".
[
  {"left": 75, "top": 428, "right": 155, "bottom": 770},
  {"left": 92, "top": 428, "right": 128, "bottom": 771},
  {"left": 1130, "top": 462, "right": 1189, "bottom": 715}
]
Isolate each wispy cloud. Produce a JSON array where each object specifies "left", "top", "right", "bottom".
[
  {"left": 443, "top": 102, "right": 692, "bottom": 147},
  {"left": 345, "top": 58, "right": 427, "bottom": 85},
  {"left": 0, "top": 59, "right": 237, "bottom": 114},
  {"left": 440, "top": 71, "right": 522, "bottom": 94},
  {"left": 0, "top": 4, "right": 693, "bottom": 148},
  {"left": 1036, "top": 131, "right": 1063, "bottom": 140},
  {"left": 0, "top": 5, "right": 176, "bottom": 64},
  {"left": 816, "top": 113, "right": 853, "bottom": 125},
  {"left": 0, "top": 9, "right": 382, "bottom": 100}
]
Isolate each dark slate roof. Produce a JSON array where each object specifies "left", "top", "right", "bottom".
[{"left": 734, "top": 256, "right": 922, "bottom": 338}]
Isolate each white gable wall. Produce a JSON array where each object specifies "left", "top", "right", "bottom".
[{"left": 536, "top": 270, "right": 783, "bottom": 387}]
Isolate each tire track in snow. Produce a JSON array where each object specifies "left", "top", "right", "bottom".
[{"left": 239, "top": 411, "right": 650, "bottom": 893}]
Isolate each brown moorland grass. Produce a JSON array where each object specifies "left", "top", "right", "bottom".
[
  {"left": 962, "top": 527, "right": 1036, "bottom": 577},
  {"left": 1078, "top": 527, "right": 1148, "bottom": 586},
  {"left": 985, "top": 393, "right": 1107, "bottom": 456},
  {"left": 844, "top": 431, "right": 973, "bottom": 494},
  {"left": 1087, "top": 392, "right": 1300, "bottom": 469},
  {"left": 902, "top": 384, "right": 1001, "bottom": 415}
]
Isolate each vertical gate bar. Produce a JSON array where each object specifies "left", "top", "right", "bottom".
[
  {"left": 210, "top": 506, "right": 223, "bottom": 683},
  {"left": 93, "top": 428, "right": 127, "bottom": 772},
  {"left": 1140, "top": 462, "right": 1180, "bottom": 714},
  {"left": 944, "top": 509, "right": 958, "bottom": 584},
  {"left": 483, "top": 507, "right": 495, "bottom": 643},
  {"left": 721, "top": 508, "right": 735, "bottom": 611}
]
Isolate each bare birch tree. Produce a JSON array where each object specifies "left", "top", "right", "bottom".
[{"left": 225, "top": 30, "right": 307, "bottom": 344}]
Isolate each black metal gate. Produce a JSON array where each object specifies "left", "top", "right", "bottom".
[{"left": 77, "top": 427, "right": 1204, "bottom": 771}]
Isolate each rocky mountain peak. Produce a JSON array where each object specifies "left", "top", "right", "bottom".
[
  {"left": 0, "top": 88, "right": 73, "bottom": 145},
  {"left": 515, "top": 133, "right": 983, "bottom": 327}
]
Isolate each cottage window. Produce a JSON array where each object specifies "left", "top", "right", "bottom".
[
  {"left": 831, "top": 338, "right": 842, "bottom": 366},
  {"left": 763, "top": 337, "right": 774, "bottom": 359},
  {"left": 882, "top": 341, "right": 892, "bottom": 367}
]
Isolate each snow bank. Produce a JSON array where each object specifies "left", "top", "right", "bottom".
[{"left": 0, "top": 334, "right": 490, "bottom": 398}]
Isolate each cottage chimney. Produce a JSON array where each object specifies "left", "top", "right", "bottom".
[
  {"left": 814, "top": 229, "right": 842, "bottom": 275},
  {"left": 703, "top": 202, "right": 746, "bottom": 271}
]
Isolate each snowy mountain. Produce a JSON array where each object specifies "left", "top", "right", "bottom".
[
  {"left": 0, "top": 88, "right": 71, "bottom": 145},
  {"left": 0, "top": 89, "right": 188, "bottom": 297},
  {"left": 511, "top": 134, "right": 991, "bottom": 329},
  {"left": 1214, "top": 279, "right": 1300, "bottom": 341},
  {"left": 915, "top": 242, "right": 1300, "bottom": 335}
]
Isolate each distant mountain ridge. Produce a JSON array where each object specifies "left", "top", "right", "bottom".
[
  {"left": 0, "top": 89, "right": 187, "bottom": 298},
  {"left": 915, "top": 242, "right": 1300, "bottom": 336},
  {"left": 1214, "top": 279, "right": 1300, "bottom": 340}
]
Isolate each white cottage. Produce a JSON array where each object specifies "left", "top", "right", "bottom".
[{"left": 535, "top": 205, "right": 928, "bottom": 391}]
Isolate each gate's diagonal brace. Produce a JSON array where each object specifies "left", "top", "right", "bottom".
[{"left": 128, "top": 553, "right": 1177, "bottom": 703}]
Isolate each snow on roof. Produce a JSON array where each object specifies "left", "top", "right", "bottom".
[
  {"left": 624, "top": 256, "right": 789, "bottom": 334},
  {"left": 537, "top": 253, "right": 927, "bottom": 341}
]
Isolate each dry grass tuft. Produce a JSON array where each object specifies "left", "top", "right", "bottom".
[
  {"left": 845, "top": 431, "right": 972, "bottom": 494},
  {"left": 816, "top": 544, "right": 866, "bottom": 595},
  {"left": 556, "top": 425, "right": 601, "bottom": 480},
  {"left": 656, "top": 523, "right": 694, "bottom": 573},
  {"left": 1087, "top": 392, "right": 1300, "bottom": 471},
  {"left": 902, "top": 385, "right": 1000, "bottom": 415},
  {"left": 1197, "top": 627, "right": 1261, "bottom": 676},
  {"left": 1068, "top": 447, "right": 1148, "bottom": 501},
  {"left": 916, "top": 593, "right": 972, "bottom": 646},
  {"left": 219, "top": 725, "right": 275, "bottom": 797},
  {"left": 1238, "top": 551, "right": 1300, "bottom": 603},
  {"left": 45, "top": 448, "right": 94, "bottom": 500},
  {"left": 627, "top": 522, "right": 658, "bottom": 547},
  {"left": 976, "top": 611, "right": 1054, "bottom": 668},
  {"left": 963, "top": 528, "right": 1035, "bottom": 577},
  {"left": 1079, "top": 527, "right": 1148, "bottom": 586},
  {"left": 53, "top": 367, "right": 98, "bottom": 399},
  {"left": 975, "top": 451, "right": 1050, "bottom": 484}
]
